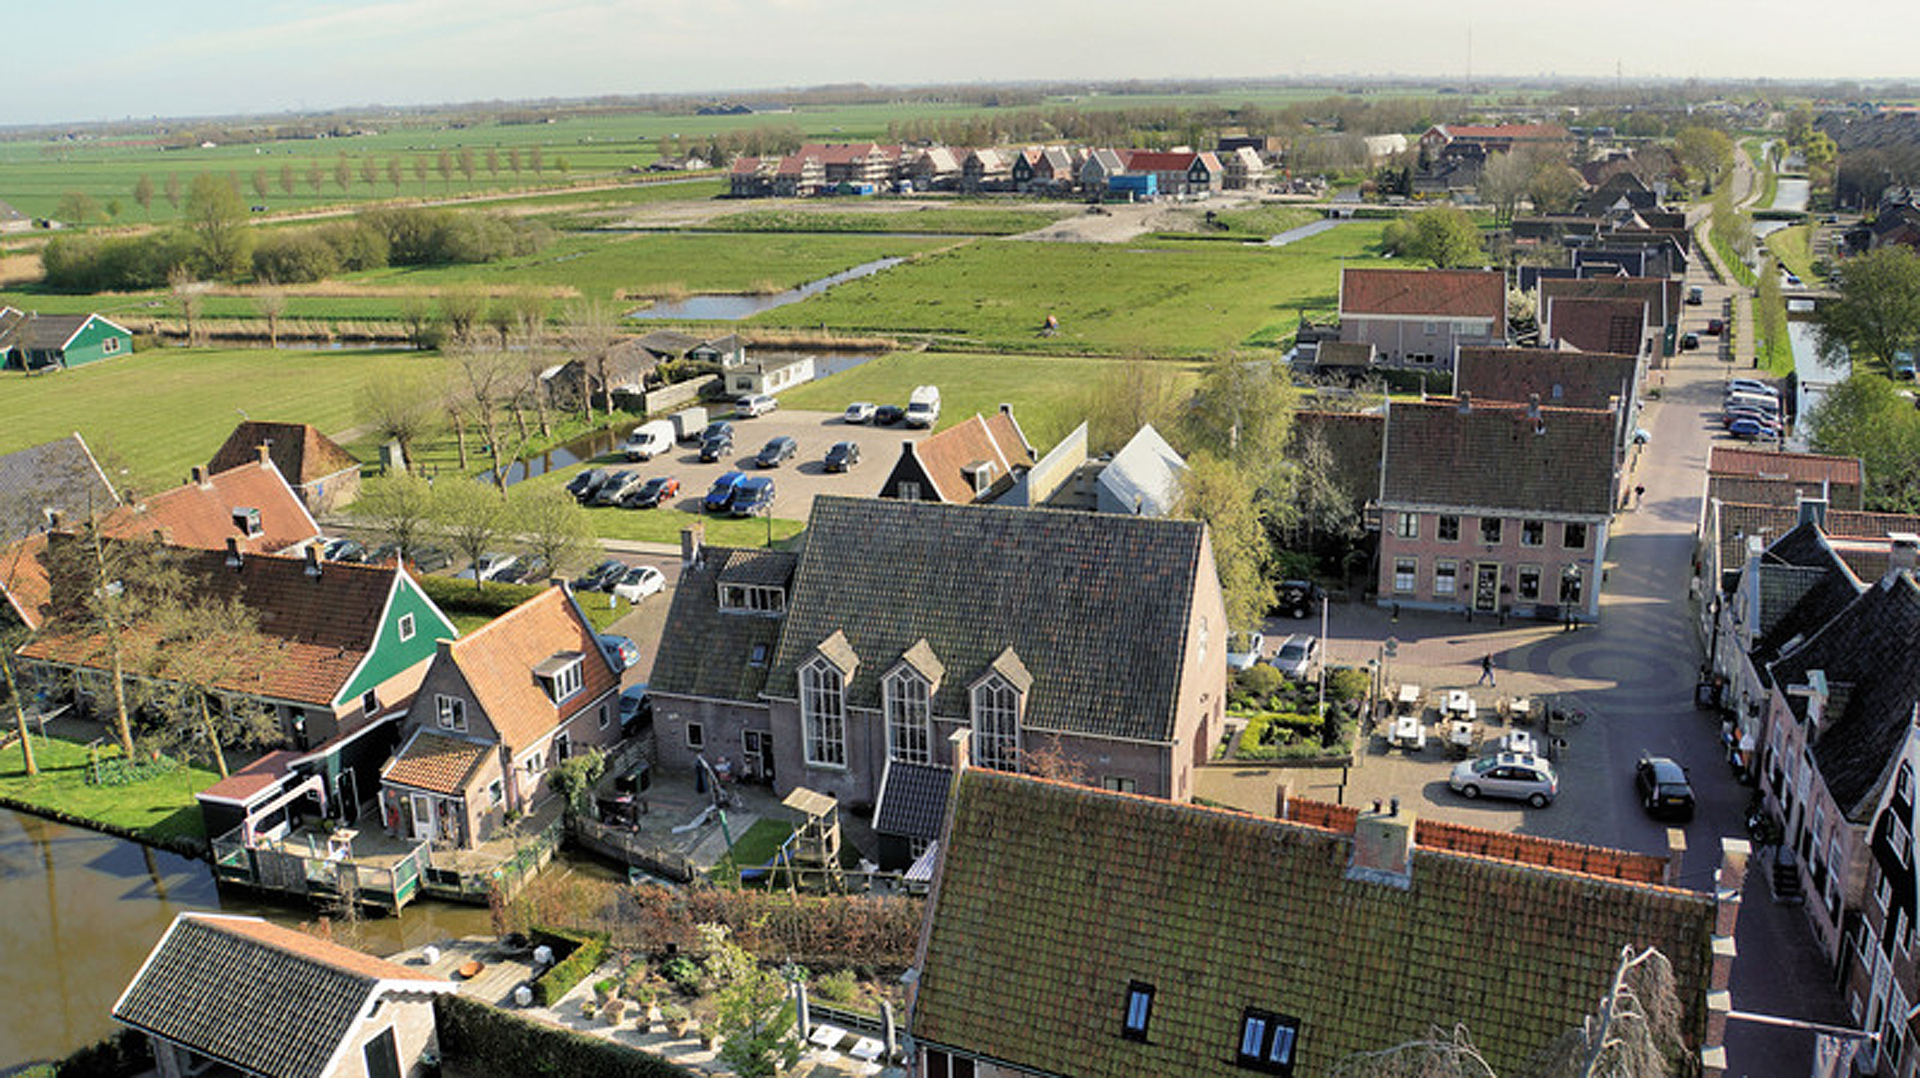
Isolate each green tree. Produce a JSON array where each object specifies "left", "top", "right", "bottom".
[
  {"left": 430, "top": 477, "right": 515, "bottom": 592},
  {"left": 183, "top": 172, "right": 253, "bottom": 279},
  {"left": 1528, "top": 161, "right": 1583, "bottom": 215},
  {"left": 1674, "top": 126, "right": 1734, "bottom": 190},
  {"left": 713, "top": 951, "right": 800, "bottom": 1078},
  {"left": 1078, "top": 354, "right": 1182, "bottom": 454},
  {"left": 56, "top": 191, "right": 101, "bottom": 227},
  {"left": 355, "top": 370, "right": 441, "bottom": 466},
  {"left": 163, "top": 172, "right": 182, "bottom": 210},
  {"left": 437, "top": 287, "right": 486, "bottom": 344},
  {"left": 1173, "top": 452, "right": 1274, "bottom": 629},
  {"left": 132, "top": 174, "right": 154, "bottom": 218},
  {"left": 547, "top": 748, "right": 605, "bottom": 815},
  {"left": 1385, "top": 207, "right": 1485, "bottom": 267},
  {"left": 1816, "top": 245, "right": 1920, "bottom": 373},
  {"left": 510, "top": 485, "right": 596, "bottom": 579},
  {"left": 352, "top": 472, "right": 441, "bottom": 562},
  {"left": 250, "top": 168, "right": 270, "bottom": 203},
  {"left": 1808, "top": 374, "right": 1920, "bottom": 512},
  {"left": 1177, "top": 352, "right": 1297, "bottom": 499},
  {"left": 1476, "top": 150, "right": 1532, "bottom": 225},
  {"left": 40, "top": 528, "right": 185, "bottom": 759}
]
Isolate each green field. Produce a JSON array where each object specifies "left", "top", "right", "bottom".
[
  {"left": 778, "top": 351, "right": 1204, "bottom": 451},
  {"left": 0, "top": 346, "right": 438, "bottom": 489},
  {"left": 696, "top": 206, "right": 1071, "bottom": 235},
  {"left": 751, "top": 221, "right": 1389, "bottom": 355},
  {"left": 0, "top": 734, "right": 221, "bottom": 847}
]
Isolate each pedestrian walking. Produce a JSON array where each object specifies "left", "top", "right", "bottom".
[
  {"left": 1478, "top": 654, "right": 1496, "bottom": 687},
  {"left": 1634, "top": 484, "right": 1646, "bottom": 509}
]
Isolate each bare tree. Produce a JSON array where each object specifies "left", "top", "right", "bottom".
[
  {"left": 509, "top": 486, "right": 596, "bottom": 580},
  {"left": 278, "top": 163, "right": 295, "bottom": 197},
  {"left": 561, "top": 300, "right": 622, "bottom": 422},
  {"left": 438, "top": 288, "right": 486, "bottom": 346},
  {"left": 39, "top": 528, "right": 185, "bottom": 759},
  {"left": 142, "top": 595, "right": 282, "bottom": 779},
  {"left": 431, "top": 477, "right": 515, "bottom": 592},
  {"left": 353, "top": 473, "right": 439, "bottom": 563},
  {"left": 355, "top": 369, "right": 441, "bottom": 467},
  {"left": 168, "top": 266, "right": 204, "bottom": 347},
  {"left": 359, "top": 156, "right": 380, "bottom": 190},
  {"left": 1477, "top": 150, "right": 1533, "bottom": 225},
  {"left": 1077, "top": 354, "right": 1182, "bottom": 454},
  {"left": 333, "top": 154, "right": 352, "bottom": 192},
  {"left": 253, "top": 289, "right": 287, "bottom": 349},
  {"left": 451, "top": 345, "right": 534, "bottom": 491},
  {"left": 386, "top": 158, "right": 403, "bottom": 194},
  {"left": 164, "top": 172, "right": 182, "bottom": 210}
]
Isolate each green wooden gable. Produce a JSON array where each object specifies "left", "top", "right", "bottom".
[{"left": 333, "top": 571, "right": 458, "bottom": 708}]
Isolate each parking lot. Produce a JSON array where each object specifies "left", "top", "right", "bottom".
[{"left": 578, "top": 407, "right": 931, "bottom": 521}]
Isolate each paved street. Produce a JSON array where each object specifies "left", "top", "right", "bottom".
[{"left": 1200, "top": 247, "right": 1845, "bottom": 1075}]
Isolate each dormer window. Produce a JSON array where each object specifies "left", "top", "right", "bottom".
[
  {"left": 971, "top": 675, "right": 1022, "bottom": 772},
  {"left": 962, "top": 460, "right": 998, "bottom": 496},
  {"left": 884, "top": 667, "right": 932, "bottom": 765},
  {"left": 534, "top": 653, "right": 585, "bottom": 704},
  {"left": 720, "top": 583, "right": 785, "bottom": 614},
  {"left": 232, "top": 507, "right": 262, "bottom": 537},
  {"left": 800, "top": 656, "right": 847, "bottom": 768}
]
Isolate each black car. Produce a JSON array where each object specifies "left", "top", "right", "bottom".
[
  {"left": 494, "top": 555, "right": 547, "bottom": 585},
  {"left": 699, "top": 420, "right": 734, "bottom": 442},
  {"left": 1272, "top": 579, "right": 1324, "bottom": 620},
  {"left": 873, "top": 404, "right": 905, "bottom": 426},
  {"left": 622, "top": 476, "right": 680, "bottom": 509},
  {"left": 823, "top": 441, "right": 861, "bottom": 472},
  {"left": 574, "top": 558, "right": 627, "bottom": 592},
  {"left": 755, "top": 436, "right": 798, "bottom": 468},
  {"left": 410, "top": 545, "right": 453, "bottom": 573},
  {"left": 568, "top": 468, "right": 610, "bottom": 502},
  {"left": 698, "top": 428, "right": 735, "bottom": 462},
  {"left": 1635, "top": 755, "right": 1696, "bottom": 821}
]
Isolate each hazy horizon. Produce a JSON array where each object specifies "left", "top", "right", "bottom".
[{"left": 9, "top": 0, "right": 1916, "bottom": 128}]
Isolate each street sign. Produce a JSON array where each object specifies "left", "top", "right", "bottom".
[{"left": 1384, "top": 637, "right": 1399, "bottom": 658}]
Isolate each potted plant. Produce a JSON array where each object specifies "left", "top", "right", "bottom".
[
  {"left": 602, "top": 997, "right": 628, "bottom": 1027},
  {"left": 580, "top": 999, "right": 598, "bottom": 1021},
  {"left": 662, "top": 1004, "right": 692, "bottom": 1038},
  {"left": 594, "top": 977, "right": 617, "bottom": 1004}
]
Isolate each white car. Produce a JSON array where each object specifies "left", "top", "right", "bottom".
[
  {"left": 611, "top": 565, "right": 666, "bottom": 604},
  {"left": 844, "top": 401, "right": 877, "bottom": 424},
  {"left": 1226, "top": 631, "right": 1265, "bottom": 672},
  {"left": 455, "top": 552, "right": 518, "bottom": 582},
  {"left": 1268, "top": 634, "right": 1319, "bottom": 680},
  {"left": 737, "top": 394, "right": 777, "bottom": 418}
]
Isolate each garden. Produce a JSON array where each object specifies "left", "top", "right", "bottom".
[{"left": 1222, "top": 664, "right": 1369, "bottom": 763}]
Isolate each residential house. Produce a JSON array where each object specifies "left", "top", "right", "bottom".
[
  {"left": 0, "top": 309, "right": 132, "bottom": 372},
  {"left": 2, "top": 451, "right": 320, "bottom": 630},
  {"left": 379, "top": 585, "right": 620, "bottom": 849},
  {"left": 1010, "top": 148, "right": 1074, "bottom": 193},
  {"left": 1850, "top": 699, "right": 1920, "bottom": 1074},
  {"left": 1708, "top": 446, "right": 1866, "bottom": 514},
  {"left": 1337, "top": 268, "right": 1507, "bottom": 372},
  {"left": 995, "top": 422, "right": 1185, "bottom": 518},
  {"left": 1758, "top": 543, "right": 1920, "bottom": 981},
  {"left": 1080, "top": 149, "right": 1128, "bottom": 194},
  {"left": 878, "top": 406, "right": 1033, "bottom": 504},
  {"left": 1221, "top": 145, "right": 1266, "bottom": 189},
  {"left": 1540, "top": 296, "right": 1654, "bottom": 364},
  {"left": 1538, "top": 277, "right": 1682, "bottom": 361},
  {"left": 1418, "top": 122, "right": 1571, "bottom": 162},
  {"left": 115, "top": 912, "right": 454, "bottom": 1078},
  {"left": 0, "top": 432, "right": 116, "bottom": 546},
  {"left": 649, "top": 495, "right": 1227, "bottom": 807},
  {"left": 909, "top": 767, "right": 1734, "bottom": 1078},
  {"left": 961, "top": 149, "right": 1011, "bottom": 193},
  {"left": 814, "top": 143, "right": 895, "bottom": 189},
  {"left": 1122, "top": 151, "right": 1224, "bottom": 198},
  {"left": 729, "top": 156, "right": 776, "bottom": 197},
  {"left": 18, "top": 542, "right": 454, "bottom": 762},
  {"left": 772, "top": 152, "right": 825, "bottom": 198},
  {"left": 208, "top": 421, "right": 362, "bottom": 514},
  {"left": 724, "top": 352, "right": 816, "bottom": 398},
  {"left": 909, "top": 148, "right": 965, "bottom": 190},
  {"left": 1454, "top": 345, "right": 1641, "bottom": 459},
  {"left": 1377, "top": 397, "right": 1616, "bottom": 621}
]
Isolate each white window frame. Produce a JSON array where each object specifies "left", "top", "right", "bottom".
[
  {"left": 435, "top": 694, "right": 466, "bottom": 732},
  {"left": 398, "top": 613, "right": 416, "bottom": 642},
  {"left": 800, "top": 657, "right": 847, "bottom": 768},
  {"left": 1433, "top": 560, "right": 1457, "bottom": 597},
  {"left": 1897, "top": 816, "right": 1913, "bottom": 868},
  {"left": 1396, "top": 512, "right": 1419, "bottom": 539},
  {"left": 488, "top": 779, "right": 504, "bottom": 807},
  {"left": 1393, "top": 558, "right": 1417, "bottom": 594},
  {"left": 883, "top": 668, "right": 932, "bottom": 765},
  {"left": 971, "top": 675, "right": 1022, "bottom": 773}
]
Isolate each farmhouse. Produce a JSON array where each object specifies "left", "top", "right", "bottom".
[
  {"left": 878, "top": 405, "right": 1033, "bottom": 504},
  {"left": 1122, "top": 150, "right": 1224, "bottom": 197},
  {"left": 0, "top": 309, "right": 132, "bottom": 372},
  {"left": 207, "top": 421, "right": 362, "bottom": 515}
]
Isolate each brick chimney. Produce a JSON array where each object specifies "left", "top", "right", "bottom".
[
  {"left": 256, "top": 443, "right": 272, "bottom": 467},
  {"left": 1456, "top": 391, "right": 1472, "bottom": 415},
  {"left": 1345, "top": 804, "right": 1415, "bottom": 889},
  {"left": 949, "top": 727, "right": 971, "bottom": 773},
  {"left": 681, "top": 522, "right": 705, "bottom": 569},
  {"left": 224, "top": 536, "right": 243, "bottom": 570},
  {"left": 1663, "top": 828, "right": 1686, "bottom": 886},
  {"left": 303, "top": 544, "right": 322, "bottom": 579},
  {"left": 190, "top": 465, "right": 208, "bottom": 488}
]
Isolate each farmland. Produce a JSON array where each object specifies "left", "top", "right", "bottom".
[{"left": 694, "top": 206, "right": 1073, "bottom": 235}]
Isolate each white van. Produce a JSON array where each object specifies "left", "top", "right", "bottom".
[
  {"left": 623, "top": 420, "right": 676, "bottom": 461},
  {"left": 905, "top": 384, "right": 942, "bottom": 428},
  {"left": 670, "top": 407, "right": 709, "bottom": 442}
]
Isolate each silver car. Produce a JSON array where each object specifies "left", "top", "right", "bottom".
[
  {"left": 1449, "top": 753, "right": 1558, "bottom": 808},
  {"left": 1268, "top": 634, "right": 1318, "bottom": 680}
]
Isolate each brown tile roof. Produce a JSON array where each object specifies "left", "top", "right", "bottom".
[
  {"left": 20, "top": 546, "right": 401, "bottom": 706},
  {"left": 1708, "top": 473, "right": 1863, "bottom": 512},
  {"left": 115, "top": 913, "right": 447, "bottom": 1078},
  {"left": 912, "top": 771, "right": 1715, "bottom": 1078},
  {"left": 207, "top": 422, "right": 360, "bottom": 487},
  {"left": 900, "top": 410, "right": 1035, "bottom": 503},
  {"left": 1538, "top": 276, "right": 1679, "bottom": 334},
  {"left": 1544, "top": 297, "right": 1648, "bottom": 356},
  {"left": 1710, "top": 446, "right": 1864, "bottom": 489},
  {"left": 1341, "top": 268, "right": 1506, "bottom": 320},
  {"left": 383, "top": 730, "right": 492, "bottom": 795},
  {"left": 1435, "top": 123, "right": 1570, "bottom": 141},
  {"left": 196, "top": 750, "right": 302, "bottom": 805},
  {"left": 1455, "top": 346, "right": 1637, "bottom": 411},
  {"left": 1381, "top": 398, "right": 1617, "bottom": 516},
  {"left": 440, "top": 586, "right": 618, "bottom": 753}
]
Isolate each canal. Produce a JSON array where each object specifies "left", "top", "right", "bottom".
[{"left": 0, "top": 806, "right": 610, "bottom": 1071}]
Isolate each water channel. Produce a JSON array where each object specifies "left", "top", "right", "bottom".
[
  {"left": 0, "top": 806, "right": 617, "bottom": 1071},
  {"left": 626, "top": 257, "right": 905, "bottom": 321}
]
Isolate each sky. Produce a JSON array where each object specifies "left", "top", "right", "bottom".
[{"left": 7, "top": 0, "right": 1915, "bottom": 126}]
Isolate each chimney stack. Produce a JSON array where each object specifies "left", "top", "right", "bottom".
[
  {"left": 681, "top": 522, "right": 705, "bottom": 569},
  {"left": 1346, "top": 804, "right": 1416, "bottom": 889},
  {"left": 1527, "top": 393, "right": 1542, "bottom": 421},
  {"left": 1890, "top": 532, "right": 1920, "bottom": 574},
  {"left": 303, "top": 544, "right": 322, "bottom": 579},
  {"left": 1664, "top": 828, "right": 1686, "bottom": 887},
  {"left": 949, "top": 728, "right": 972, "bottom": 773},
  {"left": 256, "top": 443, "right": 272, "bottom": 467},
  {"left": 1796, "top": 496, "right": 1830, "bottom": 531},
  {"left": 224, "top": 536, "right": 242, "bottom": 570},
  {"left": 1700, "top": 838, "right": 1751, "bottom": 1078},
  {"left": 1456, "top": 391, "right": 1472, "bottom": 415},
  {"left": 190, "top": 465, "right": 207, "bottom": 487}
]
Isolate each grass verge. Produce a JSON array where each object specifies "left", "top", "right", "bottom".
[{"left": 0, "top": 734, "right": 220, "bottom": 849}]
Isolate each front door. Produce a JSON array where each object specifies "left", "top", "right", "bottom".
[
  {"left": 335, "top": 771, "right": 360, "bottom": 823},
  {"left": 1474, "top": 564, "right": 1501, "bottom": 613},
  {"left": 409, "top": 794, "right": 432, "bottom": 840},
  {"left": 744, "top": 731, "right": 774, "bottom": 783}
]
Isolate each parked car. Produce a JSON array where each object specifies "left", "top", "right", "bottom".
[
  {"left": 1226, "top": 631, "right": 1264, "bottom": 672},
  {"left": 1268, "top": 634, "right": 1319, "bottom": 680},
  {"left": 704, "top": 471, "right": 748, "bottom": 513},
  {"left": 493, "top": 555, "right": 547, "bottom": 585},
  {"left": 1726, "top": 379, "right": 1776, "bottom": 397},
  {"left": 699, "top": 419, "right": 733, "bottom": 442},
  {"left": 844, "top": 401, "right": 877, "bottom": 424},
  {"left": 1635, "top": 755, "right": 1696, "bottom": 821},
  {"left": 755, "top": 436, "right": 798, "bottom": 468},
  {"left": 699, "top": 427, "right": 736, "bottom": 462},
  {"left": 598, "top": 634, "right": 643, "bottom": 671},
  {"left": 823, "top": 441, "right": 862, "bottom": 472},
  {"left": 1449, "top": 753, "right": 1558, "bottom": 808},
  {"left": 622, "top": 476, "right": 681, "bottom": 509},
  {"left": 623, "top": 420, "right": 675, "bottom": 461},
  {"left": 736, "top": 394, "right": 777, "bottom": 418},
  {"left": 1705, "top": 318, "right": 1726, "bottom": 336},
  {"left": 410, "top": 545, "right": 453, "bottom": 574},
  {"left": 321, "top": 537, "right": 367, "bottom": 563},
  {"left": 1680, "top": 332, "right": 1701, "bottom": 351},
  {"left": 1727, "top": 417, "right": 1776, "bottom": 440},
  {"left": 594, "top": 470, "right": 644, "bottom": 506},
  {"left": 574, "top": 558, "right": 627, "bottom": 592},
  {"left": 456, "top": 552, "right": 518, "bottom": 582},
  {"left": 619, "top": 685, "right": 653, "bottom": 730},
  {"left": 1723, "top": 411, "right": 1782, "bottom": 434},
  {"left": 730, "top": 475, "right": 776, "bottom": 517},
  {"left": 1686, "top": 285, "right": 1705, "bottom": 306},
  {"left": 1272, "top": 579, "right": 1324, "bottom": 620},
  {"left": 611, "top": 565, "right": 667, "bottom": 604},
  {"left": 873, "top": 404, "right": 905, "bottom": 426},
  {"left": 568, "top": 468, "right": 610, "bottom": 501}
]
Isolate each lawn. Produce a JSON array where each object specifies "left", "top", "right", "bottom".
[
  {"left": 750, "top": 221, "right": 1390, "bottom": 355},
  {"left": 0, "top": 734, "right": 221, "bottom": 848},
  {"left": 1765, "top": 224, "right": 1820, "bottom": 284},
  {"left": 1207, "top": 203, "right": 1323, "bottom": 239},
  {"left": 343, "top": 230, "right": 956, "bottom": 303},
  {"left": 696, "top": 206, "right": 1070, "bottom": 235},
  {"left": 777, "top": 350, "right": 1204, "bottom": 452},
  {"left": 714, "top": 816, "right": 796, "bottom": 885},
  {"left": 0, "top": 345, "right": 441, "bottom": 490}
]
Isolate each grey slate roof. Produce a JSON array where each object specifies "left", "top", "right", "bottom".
[
  {"left": 1381, "top": 399, "right": 1616, "bottom": 516},
  {"left": 769, "top": 496, "right": 1206, "bottom": 743},
  {"left": 647, "top": 546, "right": 795, "bottom": 702},
  {"left": 0, "top": 433, "right": 116, "bottom": 545},
  {"left": 1771, "top": 571, "right": 1920, "bottom": 822},
  {"left": 872, "top": 759, "right": 953, "bottom": 841},
  {"left": 114, "top": 914, "right": 442, "bottom": 1078},
  {"left": 1750, "top": 524, "right": 1864, "bottom": 685}
]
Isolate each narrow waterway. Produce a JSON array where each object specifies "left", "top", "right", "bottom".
[
  {"left": 626, "top": 257, "right": 905, "bottom": 321},
  {"left": 0, "top": 807, "right": 508, "bottom": 1071}
]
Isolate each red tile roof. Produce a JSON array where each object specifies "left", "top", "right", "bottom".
[
  {"left": 440, "top": 586, "right": 618, "bottom": 753},
  {"left": 1455, "top": 346, "right": 1637, "bottom": 411},
  {"left": 1545, "top": 297, "right": 1648, "bottom": 355},
  {"left": 195, "top": 750, "right": 303, "bottom": 806},
  {"left": 1710, "top": 446, "right": 1864, "bottom": 488},
  {"left": 1341, "top": 268, "right": 1506, "bottom": 320},
  {"left": 902, "top": 411, "right": 1034, "bottom": 503},
  {"left": 207, "top": 422, "right": 359, "bottom": 487},
  {"left": 383, "top": 731, "right": 491, "bottom": 795},
  {"left": 1121, "top": 151, "right": 1201, "bottom": 173}
]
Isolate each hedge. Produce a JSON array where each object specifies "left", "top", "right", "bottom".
[
  {"left": 418, "top": 575, "right": 545, "bottom": 620},
  {"left": 435, "top": 993, "right": 697, "bottom": 1078},
  {"left": 52, "top": 1028, "right": 153, "bottom": 1078},
  {"left": 530, "top": 925, "right": 610, "bottom": 1007}
]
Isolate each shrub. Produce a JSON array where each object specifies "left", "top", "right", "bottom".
[
  {"left": 53, "top": 1029, "right": 153, "bottom": 1078},
  {"left": 42, "top": 230, "right": 196, "bottom": 292},
  {"left": 815, "top": 968, "right": 859, "bottom": 1003},
  {"left": 660, "top": 956, "right": 705, "bottom": 997},
  {"left": 1326, "top": 667, "right": 1371, "bottom": 704},
  {"left": 251, "top": 230, "right": 341, "bottom": 284},
  {"left": 418, "top": 574, "right": 544, "bottom": 620},
  {"left": 530, "top": 925, "right": 609, "bottom": 1007},
  {"left": 435, "top": 993, "right": 697, "bottom": 1078},
  {"left": 1235, "top": 663, "right": 1284, "bottom": 699}
]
